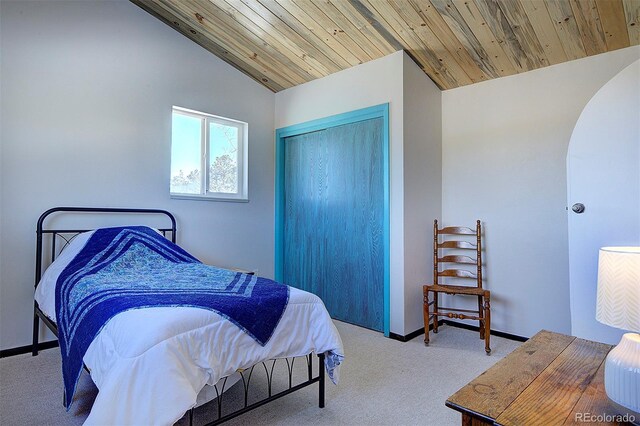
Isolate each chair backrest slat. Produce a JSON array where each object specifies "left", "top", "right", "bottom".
[
  {"left": 440, "top": 226, "right": 475, "bottom": 235},
  {"left": 434, "top": 219, "right": 482, "bottom": 289},
  {"left": 438, "top": 269, "right": 477, "bottom": 279},
  {"left": 439, "top": 255, "right": 476, "bottom": 265},
  {"left": 438, "top": 241, "right": 476, "bottom": 250}
]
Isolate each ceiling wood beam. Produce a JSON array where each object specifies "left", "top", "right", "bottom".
[
  {"left": 388, "top": 0, "right": 481, "bottom": 84},
  {"left": 155, "top": 0, "right": 296, "bottom": 89},
  {"left": 212, "top": 0, "right": 329, "bottom": 78},
  {"left": 132, "top": 0, "right": 640, "bottom": 92},
  {"left": 570, "top": 0, "right": 608, "bottom": 56},
  {"left": 622, "top": 0, "right": 640, "bottom": 44},
  {"left": 327, "top": 0, "right": 398, "bottom": 57},
  {"left": 302, "top": 0, "right": 386, "bottom": 61},
  {"left": 309, "top": 0, "right": 385, "bottom": 58},
  {"left": 231, "top": 0, "right": 343, "bottom": 75},
  {"left": 544, "top": 0, "right": 588, "bottom": 61},
  {"left": 256, "top": 0, "right": 354, "bottom": 69},
  {"left": 357, "top": 0, "right": 461, "bottom": 88},
  {"left": 595, "top": 0, "right": 631, "bottom": 50},
  {"left": 410, "top": 0, "right": 498, "bottom": 80},
  {"left": 184, "top": 0, "right": 309, "bottom": 86},
  {"left": 346, "top": 0, "right": 446, "bottom": 88},
  {"left": 443, "top": 0, "right": 517, "bottom": 77},
  {"left": 496, "top": 0, "right": 550, "bottom": 68},
  {"left": 132, "top": 0, "right": 285, "bottom": 91},
  {"left": 264, "top": 0, "right": 363, "bottom": 67},
  {"left": 519, "top": 0, "right": 568, "bottom": 66},
  {"left": 474, "top": 0, "right": 535, "bottom": 72}
]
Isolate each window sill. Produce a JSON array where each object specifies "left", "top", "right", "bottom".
[{"left": 170, "top": 194, "right": 249, "bottom": 203}]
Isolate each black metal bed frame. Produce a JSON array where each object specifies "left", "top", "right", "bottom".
[{"left": 32, "top": 207, "right": 325, "bottom": 425}]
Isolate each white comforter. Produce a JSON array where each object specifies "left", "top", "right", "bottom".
[{"left": 35, "top": 231, "right": 344, "bottom": 425}]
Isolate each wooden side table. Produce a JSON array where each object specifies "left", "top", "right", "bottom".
[{"left": 446, "top": 330, "right": 635, "bottom": 425}]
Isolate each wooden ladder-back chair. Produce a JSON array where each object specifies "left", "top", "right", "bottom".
[{"left": 423, "top": 219, "right": 491, "bottom": 354}]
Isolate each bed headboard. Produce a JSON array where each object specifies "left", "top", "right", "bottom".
[{"left": 35, "top": 207, "right": 177, "bottom": 289}]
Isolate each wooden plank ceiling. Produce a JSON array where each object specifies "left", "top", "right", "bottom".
[{"left": 132, "top": 0, "right": 640, "bottom": 92}]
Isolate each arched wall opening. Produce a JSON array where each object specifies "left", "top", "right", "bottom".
[{"left": 567, "top": 59, "right": 640, "bottom": 344}]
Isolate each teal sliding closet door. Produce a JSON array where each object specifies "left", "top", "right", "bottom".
[{"left": 283, "top": 118, "right": 384, "bottom": 331}]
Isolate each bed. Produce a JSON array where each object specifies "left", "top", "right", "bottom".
[{"left": 32, "top": 207, "right": 344, "bottom": 425}]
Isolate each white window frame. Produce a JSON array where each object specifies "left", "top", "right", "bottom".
[{"left": 170, "top": 106, "right": 248, "bottom": 202}]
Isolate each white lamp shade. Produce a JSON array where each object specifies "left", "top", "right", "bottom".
[{"left": 596, "top": 247, "right": 640, "bottom": 332}]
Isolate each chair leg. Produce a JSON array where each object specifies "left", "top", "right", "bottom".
[
  {"left": 423, "top": 286, "right": 430, "bottom": 345},
  {"left": 484, "top": 292, "right": 491, "bottom": 355},
  {"left": 478, "top": 295, "right": 485, "bottom": 339},
  {"left": 433, "top": 292, "right": 439, "bottom": 334},
  {"left": 32, "top": 307, "right": 39, "bottom": 356}
]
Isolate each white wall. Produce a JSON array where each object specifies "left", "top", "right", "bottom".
[
  {"left": 567, "top": 59, "right": 640, "bottom": 344},
  {"left": 0, "top": 0, "right": 275, "bottom": 350},
  {"left": 441, "top": 46, "right": 640, "bottom": 338},
  {"left": 402, "top": 54, "right": 442, "bottom": 334}
]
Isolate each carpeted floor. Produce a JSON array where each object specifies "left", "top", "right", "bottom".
[{"left": 0, "top": 321, "right": 520, "bottom": 425}]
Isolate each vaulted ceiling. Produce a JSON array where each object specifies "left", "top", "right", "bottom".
[{"left": 132, "top": 0, "right": 640, "bottom": 92}]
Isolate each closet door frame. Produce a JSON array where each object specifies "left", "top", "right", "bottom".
[{"left": 275, "top": 103, "right": 390, "bottom": 336}]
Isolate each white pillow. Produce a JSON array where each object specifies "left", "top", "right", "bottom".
[{"left": 35, "top": 231, "right": 94, "bottom": 322}]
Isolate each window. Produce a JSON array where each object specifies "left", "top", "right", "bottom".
[{"left": 170, "top": 107, "right": 248, "bottom": 201}]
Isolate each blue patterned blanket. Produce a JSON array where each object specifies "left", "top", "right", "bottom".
[{"left": 55, "top": 226, "right": 289, "bottom": 409}]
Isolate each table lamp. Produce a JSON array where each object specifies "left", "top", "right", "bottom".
[{"left": 596, "top": 247, "right": 640, "bottom": 418}]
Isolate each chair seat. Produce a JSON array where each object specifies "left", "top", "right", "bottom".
[{"left": 424, "top": 283, "right": 488, "bottom": 296}]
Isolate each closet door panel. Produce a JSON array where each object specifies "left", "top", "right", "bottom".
[
  {"left": 283, "top": 129, "right": 327, "bottom": 299},
  {"left": 283, "top": 118, "right": 383, "bottom": 331}
]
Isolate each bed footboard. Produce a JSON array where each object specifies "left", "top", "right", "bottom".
[{"left": 189, "top": 352, "right": 325, "bottom": 426}]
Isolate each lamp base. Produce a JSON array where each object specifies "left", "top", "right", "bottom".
[{"left": 604, "top": 333, "right": 640, "bottom": 424}]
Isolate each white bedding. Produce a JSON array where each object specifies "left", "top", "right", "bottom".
[{"left": 35, "top": 231, "right": 344, "bottom": 425}]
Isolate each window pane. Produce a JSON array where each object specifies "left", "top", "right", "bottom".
[
  {"left": 171, "top": 113, "right": 202, "bottom": 194},
  {"left": 209, "top": 122, "right": 238, "bottom": 194}
]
